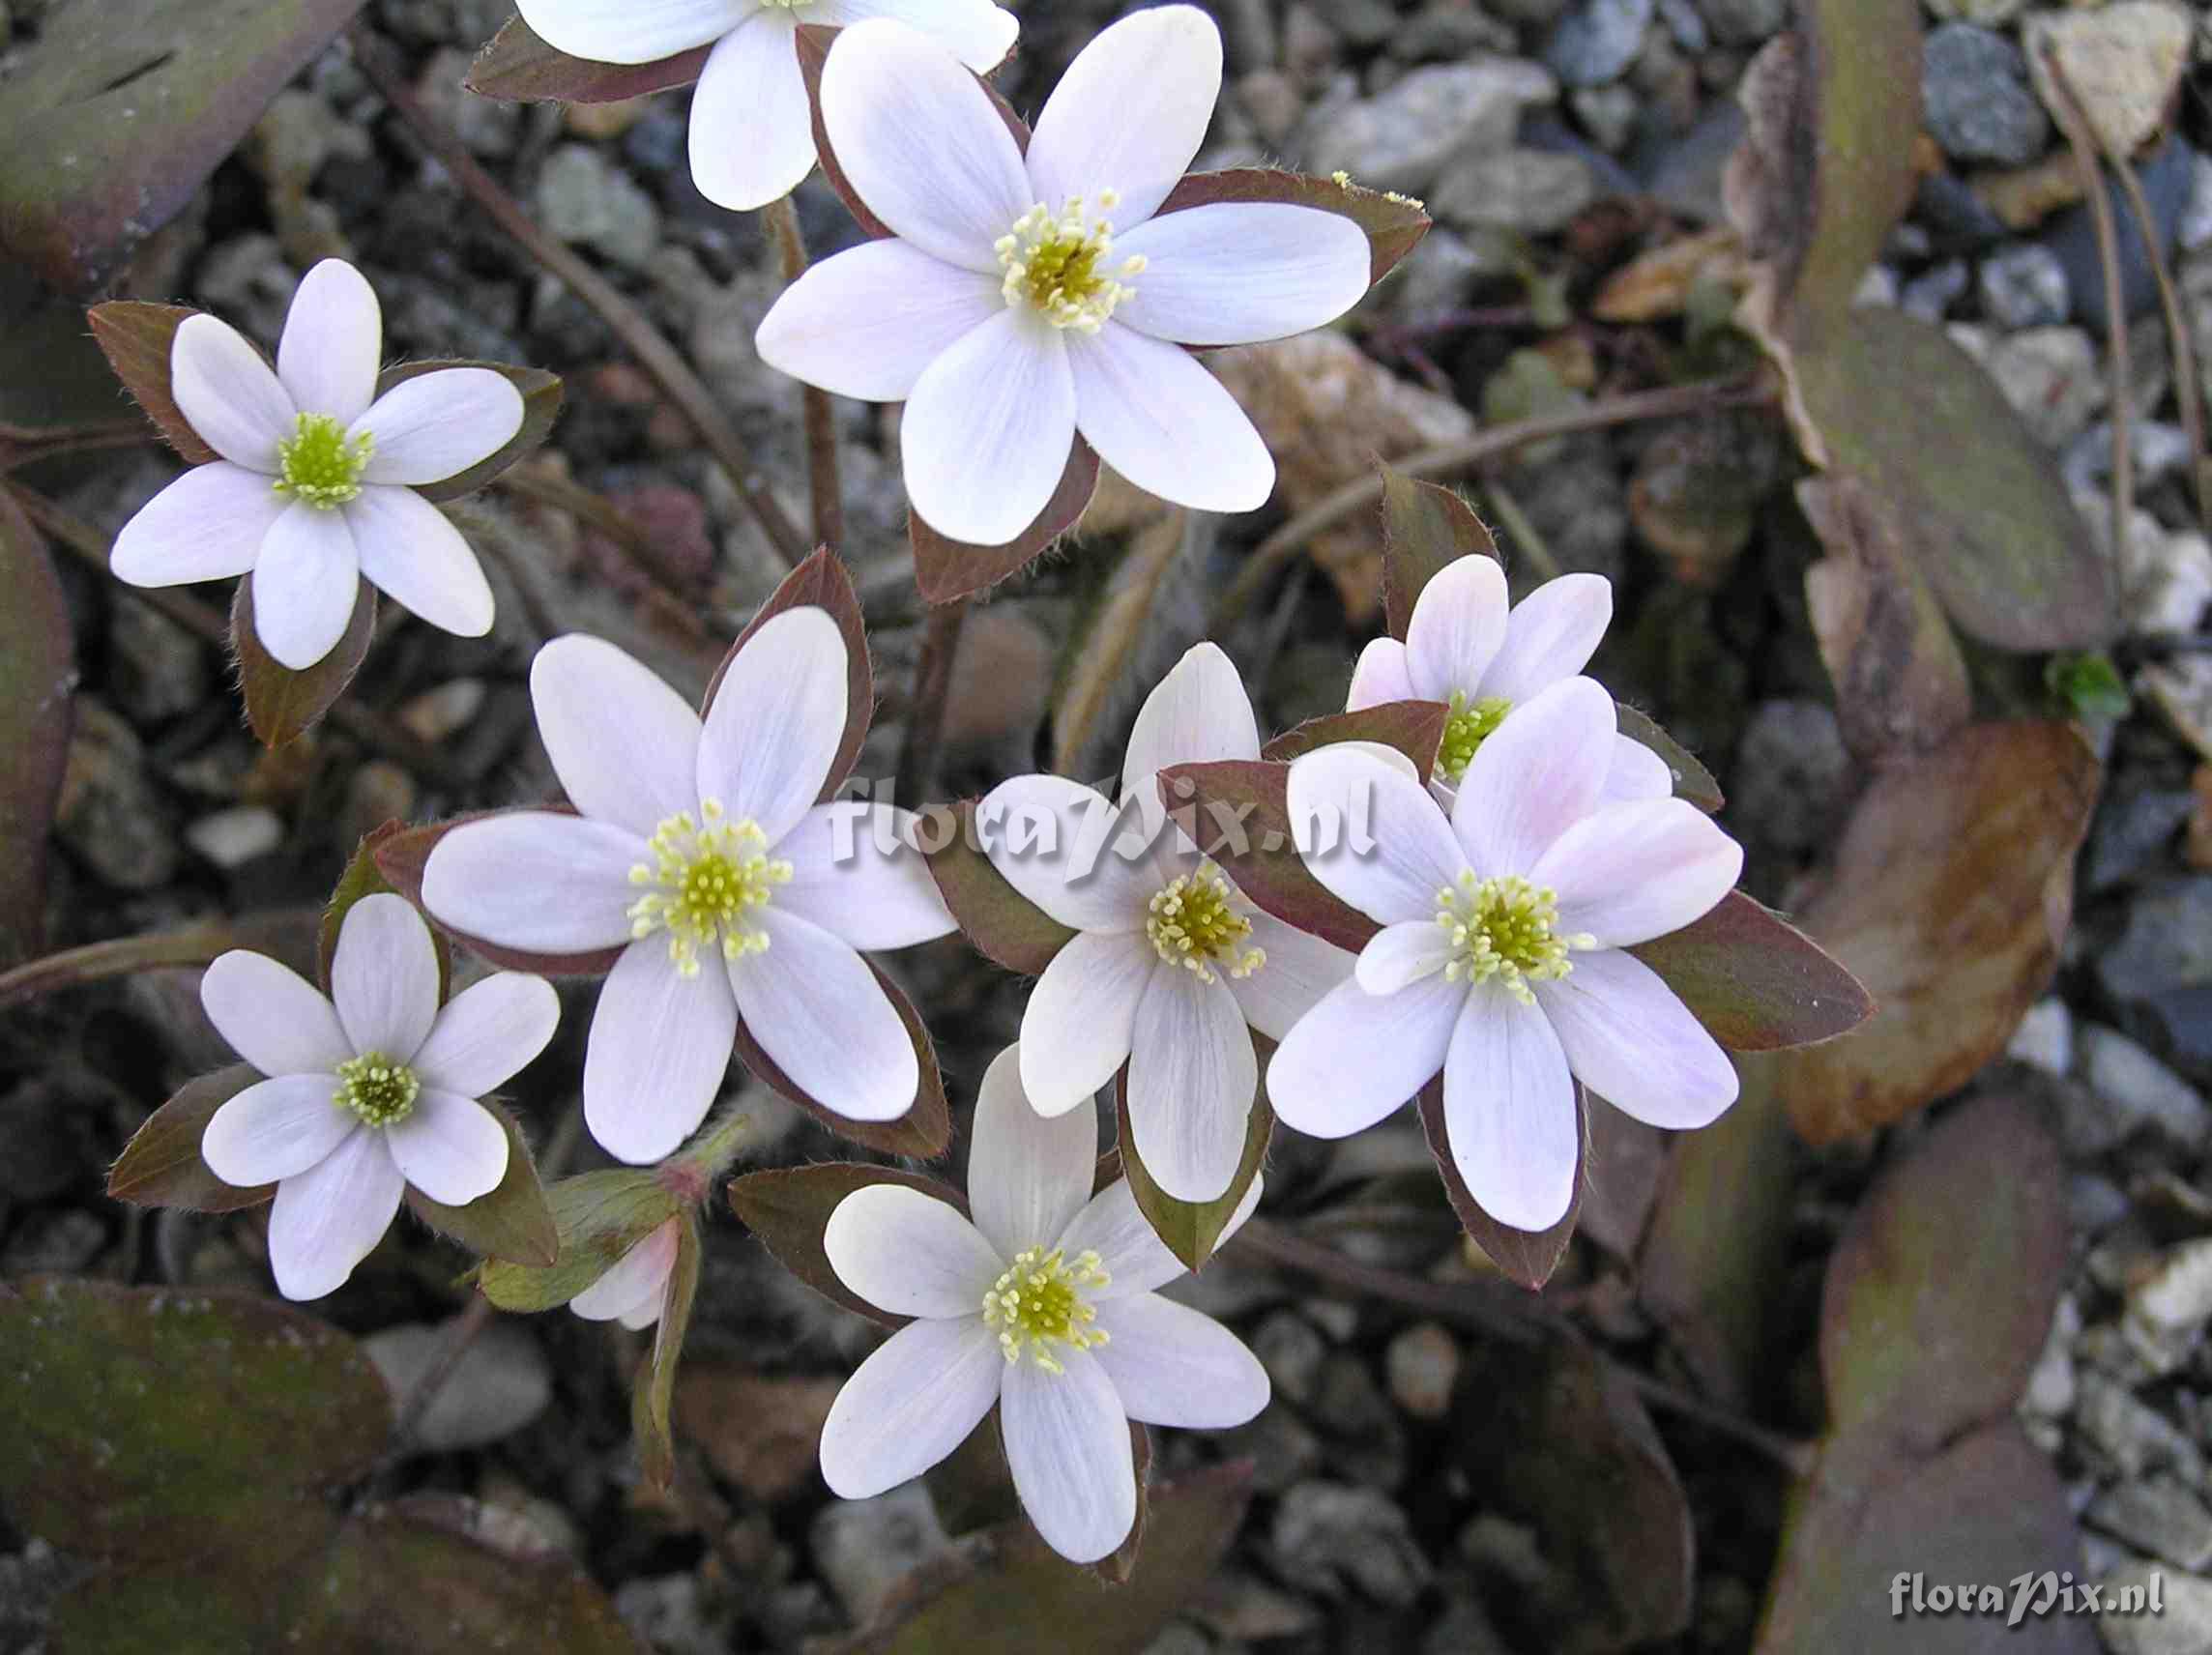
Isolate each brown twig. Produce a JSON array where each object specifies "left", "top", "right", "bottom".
[
  {"left": 763, "top": 197, "right": 845, "bottom": 552},
  {"left": 346, "top": 24, "right": 810, "bottom": 568},
  {"left": 0, "top": 418, "right": 157, "bottom": 475},
  {"left": 895, "top": 598, "right": 969, "bottom": 805},
  {"left": 1482, "top": 479, "right": 1560, "bottom": 583},
  {"left": 1212, "top": 374, "right": 1775, "bottom": 627}
]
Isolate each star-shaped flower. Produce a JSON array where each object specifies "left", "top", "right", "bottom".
[
  {"left": 755, "top": 6, "right": 1377, "bottom": 545},
  {"left": 514, "top": 0, "right": 1017, "bottom": 210},
  {"left": 109, "top": 259, "right": 525, "bottom": 670},
  {"left": 1270, "top": 677, "right": 1743, "bottom": 1233},
  {"left": 818, "top": 1045, "right": 1267, "bottom": 1563},
  {"left": 421, "top": 612, "right": 954, "bottom": 1163},
  {"left": 198, "top": 893, "right": 559, "bottom": 1299}
]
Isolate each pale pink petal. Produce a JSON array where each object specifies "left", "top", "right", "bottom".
[
  {"left": 343, "top": 485, "right": 494, "bottom": 638},
  {"left": 330, "top": 892, "right": 441, "bottom": 1060},
  {"left": 969, "top": 1045, "right": 1097, "bottom": 1262},
  {"left": 1354, "top": 919, "right": 1455, "bottom": 996},
  {"left": 1533, "top": 949, "right": 1737, "bottom": 1129},
  {"left": 729, "top": 910, "right": 917, "bottom": 1121},
  {"left": 1442, "top": 987, "right": 1579, "bottom": 1233},
  {"left": 1121, "top": 642, "right": 1262, "bottom": 800},
  {"left": 514, "top": 0, "right": 747, "bottom": 62},
  {"left": 1116, "top": 203, "right": 1370, "bottom": 345},
  {"left": 1478, "top": 572, "right": 1613, "bottom": 704},
  {"left": 1345, "top": 636, "right": 1415, "bottom": 710},
  {"left": 820, "top": 1316, "right": 1004, "bottom": 1497},
  {"left": 570, "top": 1217, "right": 680, "bottom": 1320},
  {"left": 1531, "top": 798, "right": 1742, "bottom": 948},
  {"left": 249, "top": 503, "right": 360, "bottom": 670},
  {"left": 1091, "top": 1292, "right": 1268, "bottom": 1427},
  {"left": 1019, "top": 930, "right": 1154, "bottom": 1117},
  {"left": 202, "top": 1076, "right": 357, "bottom": 1186},
  {"left": 1066, "top": 323, "right": 1273, "bottom": 515},
  {"left": 277, "top": 259, "right": 381, "bottom": 424},
  {"left": 1405, "top": 554, "right": 1509, "bottom": 704},
  {"left": 904, "top": 309, "right": 1075, "bottom": 546},
  {"left": 111, "top": 463, "right": 286, "bottom": 588},
  {"left": 171, "top": 314, "right": 294, "bottom": 472},
  {"left": 687, "top": 11, "right": 817, "bottom": 210},
  {"left": 385, "top": 1089, "right": 509, "bottom": 1205},
  {"left": 352, "top": 368, "right": 524, "bottom": 487},
  {"left": 1056, "top": 1175, "right": 1262, "bottom": 1298},
  {"left": 826, "top": 1183, "right": 1004, "bottom": 1317},
  {"left": 776, "top": 803, "right": 954, "bottom": 951},
  {"left": 266, "top": 1129, "right": 404, "bottom": 1299},
  {"left": 530, "top": 635, "right": 704, "bottom": 839},
  {"left": 978, "top": 775, "right": 1154, "bottom": 933},
  {"left": 756, "top": 240, "right": 1004, "bottom": 401},
  {"left": 697, "top": 607, "right": 847, "bottom": 847},
  {"left": 421, "top": 811, "right": 645, "bottom": 954},
  {"left": 618, "top": 1294, "right": 664, "bottom": 1330},
  {"left": 1002, "top": 1350, "right": 1135, "bottom": 1564},
  {"left": 1452, "top": 676, "right": 1615, "bottom": 878},
  {"left": 199, "top": 950, "right": 351, "bottom": 1077},
  {"left": 1125, "top": 967, "right": 1256, "bottom": 1204},
  {"left": 1286, "top": 745, "right": 1468, "bottom": 927},
  {"left": 1601, "top": 733, "right": 1675, "bottom": 803},
  {"left": 1223, "top": 912, "right": 1355, "bottom": 1043},
  {"left": 821, "top": 0, "right": 1018, "bottom": 69},
  {"left": 410, "top": 973, "right": 561, "bottom": 1097},
  {"left": 1023, "top": 4, "right": 1221, "bottom": 226},
  {"left": 1268, "top": 973, "right": 1463, "bottom": 1139},
  {"left": 583, "top": 942, "right": 737, "bottom": 1162}
]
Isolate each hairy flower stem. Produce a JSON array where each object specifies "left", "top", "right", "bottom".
[
  {"left": 897, "top": 597, "right": 969, "bottom": 806},
  {"left": 763, "top": 197, "right": 845, "bottom": 553}
]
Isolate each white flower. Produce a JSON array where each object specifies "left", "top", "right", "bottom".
[
  {"left": 1269, "top": 677, "right": 1742, "bottom": 1234},
  {"left": 1349, "top": 559, "right": 1673, "bottom": 808},
  {"left": 110, "top": 259, "right": 525, "bottom": 671},
  {"left": 515, "top": 0, "right": 1018, "bottom": 212},
  {"left": 420, "top": 614, "right": 955, "bottom": 1164},
  {"left": 818, "top": 1045, "right": 1267, "bottom": 1563},
  {"left": 569, "top": 1215, "right": 682, "bottom": 1329},
  {"left": 198, "top": 893, "right": 559, "bottom": 1300},
  {"left": 755, "top": 7, "right": 1375, "bottom": 544},
  {"left": 981, "top": 644, "right": 1353, "bottom": 1204}
]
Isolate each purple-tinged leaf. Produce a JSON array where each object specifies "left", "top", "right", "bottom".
[
  {"left": 231, "top": 578, "right": 376, "bottom": 748},
  {"left": 1629, "top": 890, "right": 1873, "bottom": 1053},
  {"left": 86, "top": 302, "right": 218, "bottom": 463},
  {"left": 925, "top": 798, "right": 1078, "bottom": 977},
  {"left": 320, "top": 820, "right": 451, "bottom": 1001},
  {"left": 1379, "top": 469, "right": 1495, "bottom": 640},
  {"left": 728, "top": 1163, "right": 970, "bottom": 1329},
  {"left": 1157, "top": 760, "right": 1378, "bottom": 954},
  {"left": 911, "top": 441, "right": 1105, "bottom": 604},
  {"left": 465, "top": 15, "right": 709, "bottom": 102},
  {"left": 0, "top": 488, "right": 74, "bottom": 968},
  {"left": 709, "top": 545, "right": 872, "bottom": 806},
  {"left": 375, "top": 813, "right": 627, "bottom": 977},
  {"left": 1115, "top": 1042, "right": 1273, "bottom": 1274},
  {"left": 105, "top": 1063, "right": 276, "bottom": 1213},
  {"left": 633, "top": 1210, "right": 702, "bottom": 1489},
  {"left": 732, "top": 962, "right": 950, "bottom": 1159},
  {"left": 1615, "top": 704, "right": 1724, "bottom": 812},
  {"left": 1155, "top": 167, "right": 1431, "bottom": 287},
  {"left": 1260, "top": 699, "right": 1446, "bottom": 779},
  {"left": 1418, "top": 1076, "right": 1586, "bottom": 1290},
  {"left": 374, "top": 360, "right": 563, "bottom": 504}
]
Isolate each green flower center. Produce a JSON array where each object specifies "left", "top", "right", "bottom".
[
  {"left": 626, "top": 800, "right": 792, "bottom": 977},
  {"left": 1438, "top": 691, "right": 1513, "bottom": 785},
  {"left": 1147, "top": 865, "right": 1265, "bottom": 985},
  {"left": 274, "top": 413, "right": 373, "bottom": 509},
  {"left": 1435, "top": 872, "right": 1592, "bottom": 1003},
  {"left": 997, "top": 193, "right": 1146, "bottom": 332},
  {"left": 333, "top": 1051, "right": 420, "bottom": 1126},
  {"left": 981, "top": 1246, "right": 1111, "bottom": 1373}
]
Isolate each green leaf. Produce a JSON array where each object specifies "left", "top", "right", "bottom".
[
  {"left": 479, "top": 1172, "right": 682, "bottom": 1313},
  {"left": 729, "top": 1163, "right": 969, "bottom": 1328},
  {"left": 1628, "top": 891, "right": 1874, "bottom": 1053},
  {"left": 106, "top": 1063, "right": 276, "bottom": 1213},
  {"left": 1614, "top": 704, "right": 1725, "bottom": 812},
  {"left": 465, "top": 14, "right": 709, "bottom": 102},
  {"left": 633, "top": 1212, "right": 702, "bottom": 1490},
  {"left": 1419, "top": 1077, "right": 1586, "bottom": 1289},
  {"left": 375, "top": 813, "right": 627, "bottom": 977},
  {"left": 374, "top": 361, "right": 563, "bottom": 503},
  {"left": 1259, "top": 700, "right": 1447, "bottom": 779},
  {"left": 2047, "top": 652, "right": 2131, "bottom": 721},
  {"left": 320, "top": 822, "right": 451, "bottom": 1000},
  {"left": 1155, "top": 167, "right": 1431, "bottom": 287},
  {"left": 1115, "top": 1046, "right": 1272, "bottom": 1273},
  {"left": 712, "top": 545, "right": 873, "bottom": 806},
  {"left": 87, "top": 302, "right": 217, "bottom": 463},
  {"left": 925, "top": 799, "right": 1078, "bottom": 977},
  {"left": 231, "top": 577, "right": 376, "bottom": 748},
  {"left": 1155, "top": 761, "right": 1377, "bottom": 954},
  {"left": 1378, "top": 469, "right": 1496, "bottom": 640},
  {"left": 0, "top": 487, "right": 74, "bottom": 969},
  {"left": 404, "top": 1098, "right": 560, "bottom": 1267}
]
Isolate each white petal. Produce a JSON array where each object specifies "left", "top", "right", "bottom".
[
  {"left": 1602, "top": 733, "right": 1675, "bottom": 804},
  {"left": 250, "top": 503, "right": 360, "bottom": 670},
  {"left": 1121, "top": 642, "right": 1261, "bottom": 801},
  {"left": 353, "top": 368, "right": 524, "bottom": 487},
  {"left": 1056, "top": 1175, "right": 1263, "bottom": 1299},
  {"left": 1405, "top": 554, "right": 1509, "bottom": 704},
  {"left": 410, "top": 973, "right": 561, "bottom": 1097},
  {"left": 1125, "top": 968, "right": 1256, "bottom": 1204},
  {"left": 687, "top": 12, "right": 817, "bottom": 211},
  {"left": 756, "top": 240, "right": 1004, "bottom": 401},
  {"left": 1268, "top": 973, "right": 1462, "bottom": 1139},
  {"left": 331, "top": 892, "right": 441, "bottom": 1061},
  {"left": 1345, "top": 636, "right": 1414, "bottom": 710},
  {"left": 201, "top": 1074, "right": 357, "bottom": 1186},
  {"left": 730, "top": 910, "right": 917, "bottom": 1121},
  {"left": 583, "top": 942, "right": 736, "bottom": 1162},
  {"left": 820, "top": 15, "right": 1032, "bottom": 272},
  {"left": 1285, "top": 745, "right": 1467, "bottom": 927},
  {"left": 530, "top": 635, "right": 704, "bottom": 839},
  {"left": 826, "top": 1184, "right": 1004, "bottom": 1317},
  {"left": 1354, "top": 919, "right": 1455, "bottom": 996},
  {"left": 820, "top": 1316, "right": 1004, "bottom": 1497},
  {"left": 1002, "top": 1350, "right": 1135, "bottom": 1564},
  {"left": 422, "top": 812, "right": 646, "bottom": 955},
  {"left": 1023, "top": 3, "right": 1220, "bottom": 227},
  {"left": 1531, "top": 798, "right": 1742, "bottom": 949},
  {"left": 1442, "top": 988, "right": 1578, "bottom": 1233},
  {"left": 979, "top": 775, "right": 1153, "bottom": 934},
  {"left": 385, "top": 1089, "right": 509, "bottom": 1205},
  {"left": 697, "top": 607, "right": 847, "bottom": 847},
  {"left": 1116, "top": 203, "right": 1370, "bottom": 346},
  {"left": 904, "top": 309, "right": 1075, "bottom": 545},
  {"left": 171, "top": 314, "right": 294, "bottom": 472},
  {"left": 110, "top": 463, "right": 286, "bottom": 588},
  {"left": 824, "top": 0, "right": 1018, "bottom": 70},
  {"left": 199, "top": 949, "right": 351, "bottom": 1077},
  {"left": 570, "top": 1216, "right": 680, "bottom": 1321},
  {"left": 343, "top": 485, "right": 494, "bottom": 638},
  {"left": 1066, "top": 324, "right": 1273, "bottom": 515},
  {"left": 969, "top": 1045, "right": 1096, "bottom": 1262},
  {"left": 277, "top": 259, "right": 381, "bottom": 425},
  {"left": 1478, "top": 572, "right": 1613, "bottom": 704},
  {"left": 618, "top": 1294, "right": 664, "bottom": 1330},
  {"left": 514, "top": 0, "right": 747, "bottom": 62},
  {"left": 266, "top": 1128, "right": 403, "bottom": 1299},
  {"left": 1533, "top": 950, "right": 1737, "bottom": 1130},
  {"left": 776, "top": 803, "right": 955, "bottom": 950},
  {"left": 1090, "top": 1292, "right": 1268, "bottom": 1427},
  {"left": 1019, "top": 931, "right": 1153, "bottom": 1116},
  {"left": 1223, "top": 912, "right": 1355, "bottom": 1042},
  {"left": 1453, "top": 676, "right": 1615, "bottom": 878}
]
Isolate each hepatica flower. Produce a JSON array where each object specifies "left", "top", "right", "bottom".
[
  {"left": 514, "top": 0, "right": 1016, "bottom": 211},
  {"left": 981, "top": 644, "right": 1353, "bottom": 1203},
  {"left": 110, "top": 258, "right": 525, "bottom": 670},
  {"left": 421, "top": 612, "right": 954, "bottom": 1163},
  {"left": 1270, "top": 678, "right": 1742, "bottom": 1233},
  {"left": 756, "top": 6, "right": 1375, "bottom": 544},
  {"left": 197, "top": 894, "right": 558, "bottom": 1299},
  {"left": 568, "top": 1215, "right": 682, "bottom": 1330},
  {"left": 1350, "top": 558, "right": 1671, "bottom": 807},
  {"left": 818, "top": 1046, "right": 1267, "bottom": 1562}
]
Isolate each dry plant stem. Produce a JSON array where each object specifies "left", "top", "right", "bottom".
[
  {"left": 1213, "top": 374, "right": 1776, "bottom": 626},
  {"left": 8, "top": 482, "right": 470, "bottom": 789},
  {"left": 1228, "top": 1217, "right": 1817, "bottom": 1476},
  {"left": 763, "top": 196, "right": 846, "bottom": 551},
  {"left": 1482, "top": 479, "right": 1561, "bottom": 582},
  {"left": 346, "top": 24, "right": 810, "bottom": 568},
  {"left": 896, "top": 597, "right": 969, "bottom": 805},
  {"left": 0, "top": 419, "right": 158, "bottom": 474}
]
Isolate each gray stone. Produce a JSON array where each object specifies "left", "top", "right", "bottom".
[
  {"left": 1220, "top": 1402, "right": 1326, "bottom": 1494},
  {"left": 613, "top": 1574, "right": 723, "bottom": 1655},
  {"left": 1926, "top": 0, "right": 2025, "bottom": 23},
  {"left": 1546, "top": 0, "right": 1654, "bottom": 88},
  {"left": 1302, "top": 58, "right": 1558, "bottom": 196},
  {"left": 1254, "top": 1310, "right": 1328, "bottom": 1406},
  {"left": 2127, "top": 1238, "right": 2212, "bottom": 1372},
  {"left": 1975, "top": 325, "right": 2103, "bottom": 449},
  {"left": 1978, "top": 243, "right": 2071, "bottom": 329},
  {"left": 1392, "top": 4, "right": 1521, "bottom": 61},
  {"left": 810, "top": 1483, "right": 952, "bottom": 1623},
  {"left": 2102, "top": 880, "right": 2212, "bottom": 1004},
  {"left": 1142, "top": 1622, "right": 1210, "bottom": 1655},
  {"left": 2091, "top": 1477, "right": 2212, "bottom": 1571},
  {"left": 2076, "top": 1374, "right": 2204, "bottom": 1483},
  {"left": 106, "top": 599, "right": 209, "bottom": 725},
  {"left": 1731, "top": 700, "right": 1850, "bottom": 856},
  {"left": 533, "top": 144, "right": 661, "bottom": 271},
  {"left": 53, "top": 699, "right": 178, "bottom": 891},
  {"left": 1569, "top": 85, "right": 1640, "bottom": 153},
  {"left": 1428, "top": 148, "right": 1596, "bottom": 233},
  {"left": 2099, "top": 1563, "right": 2212, "bottom": 1655},
  {"left": 192, "top": 233, "right": 297, "bottom": 343},
  {"left": 1380, "top": 229, "right": 1507, "bottom": 316},
  {"left": 1237, "top": 68, "right": 1303, "bottom": 147},
  {"left": 1921, "top": 24, "right": 2050, "bottom": 166},
  {"left": 2023, "top": 1294, "right": 2080, "bottom": 1417},
  {"left": 2090, "top": 788, "right": 2197, "bottom": 894},
  {"left": 1902, "top": 258, "right": 1969, "bottom": 323},
  {"left": 2066, "top": 419, "right": 2197, "bottom": 499},
  {"left": 185, "top": 805, "right": 284, "bottom": 869},
  {"left": 1271, "top": 1482, "right": 1433, "bottom": 1605},
  {"left": 1505, "top": 438, "right": 1630, "bottom": 583},
  {"left": 1695, "top": 0, "right": 1786, "bottom": 44},
  {"left": 364, "top": 1320, "right": 551, "bottom": 1452},
  {"left": 1385, "top": 1323, "right": 1459, "bottom": 1420},
  {"left": 1655, "top": 0, "right": 1706, "bottom": 54},
  {"left": 2079, "top": 1025, "right": 2212, "bottom": 1152},
  {"left": 0, "top": 1209, "right": 105, "bottom": 1276},
  {"left": 2183, "top": 149, "right": 2212, "bottom": 253},
  {"left": 2071, "top": 1172, "right": 2134, "bottom": 1235},
  {"left": 2005, "top": 998, "right": 2074, "bottom": 1075}
]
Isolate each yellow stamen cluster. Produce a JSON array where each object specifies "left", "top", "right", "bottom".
[
  {"left": 1435, "top": 872, "right": 1592, "bottom": 1003},
  {"left": 1147, "top": 866, "right": 1265, "bottom": 983},
  {"left": 997, "top": 190, "right": 1145, "bottom": 332},
  {"left": 333, "top": 1051, "right": 420, "bottom": 1126},
  {"left": 626, "top": 799, "right": 792, "bottom": 977},
  {"left": 274, "top": 412, "right": 374, "bottom": 509},
  {"left": 1438, "top": 690, "right": 1514, "bottom": 783},
  {"left": 981, "top": 1247, "right": 1110, "bottom": 1373}
]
